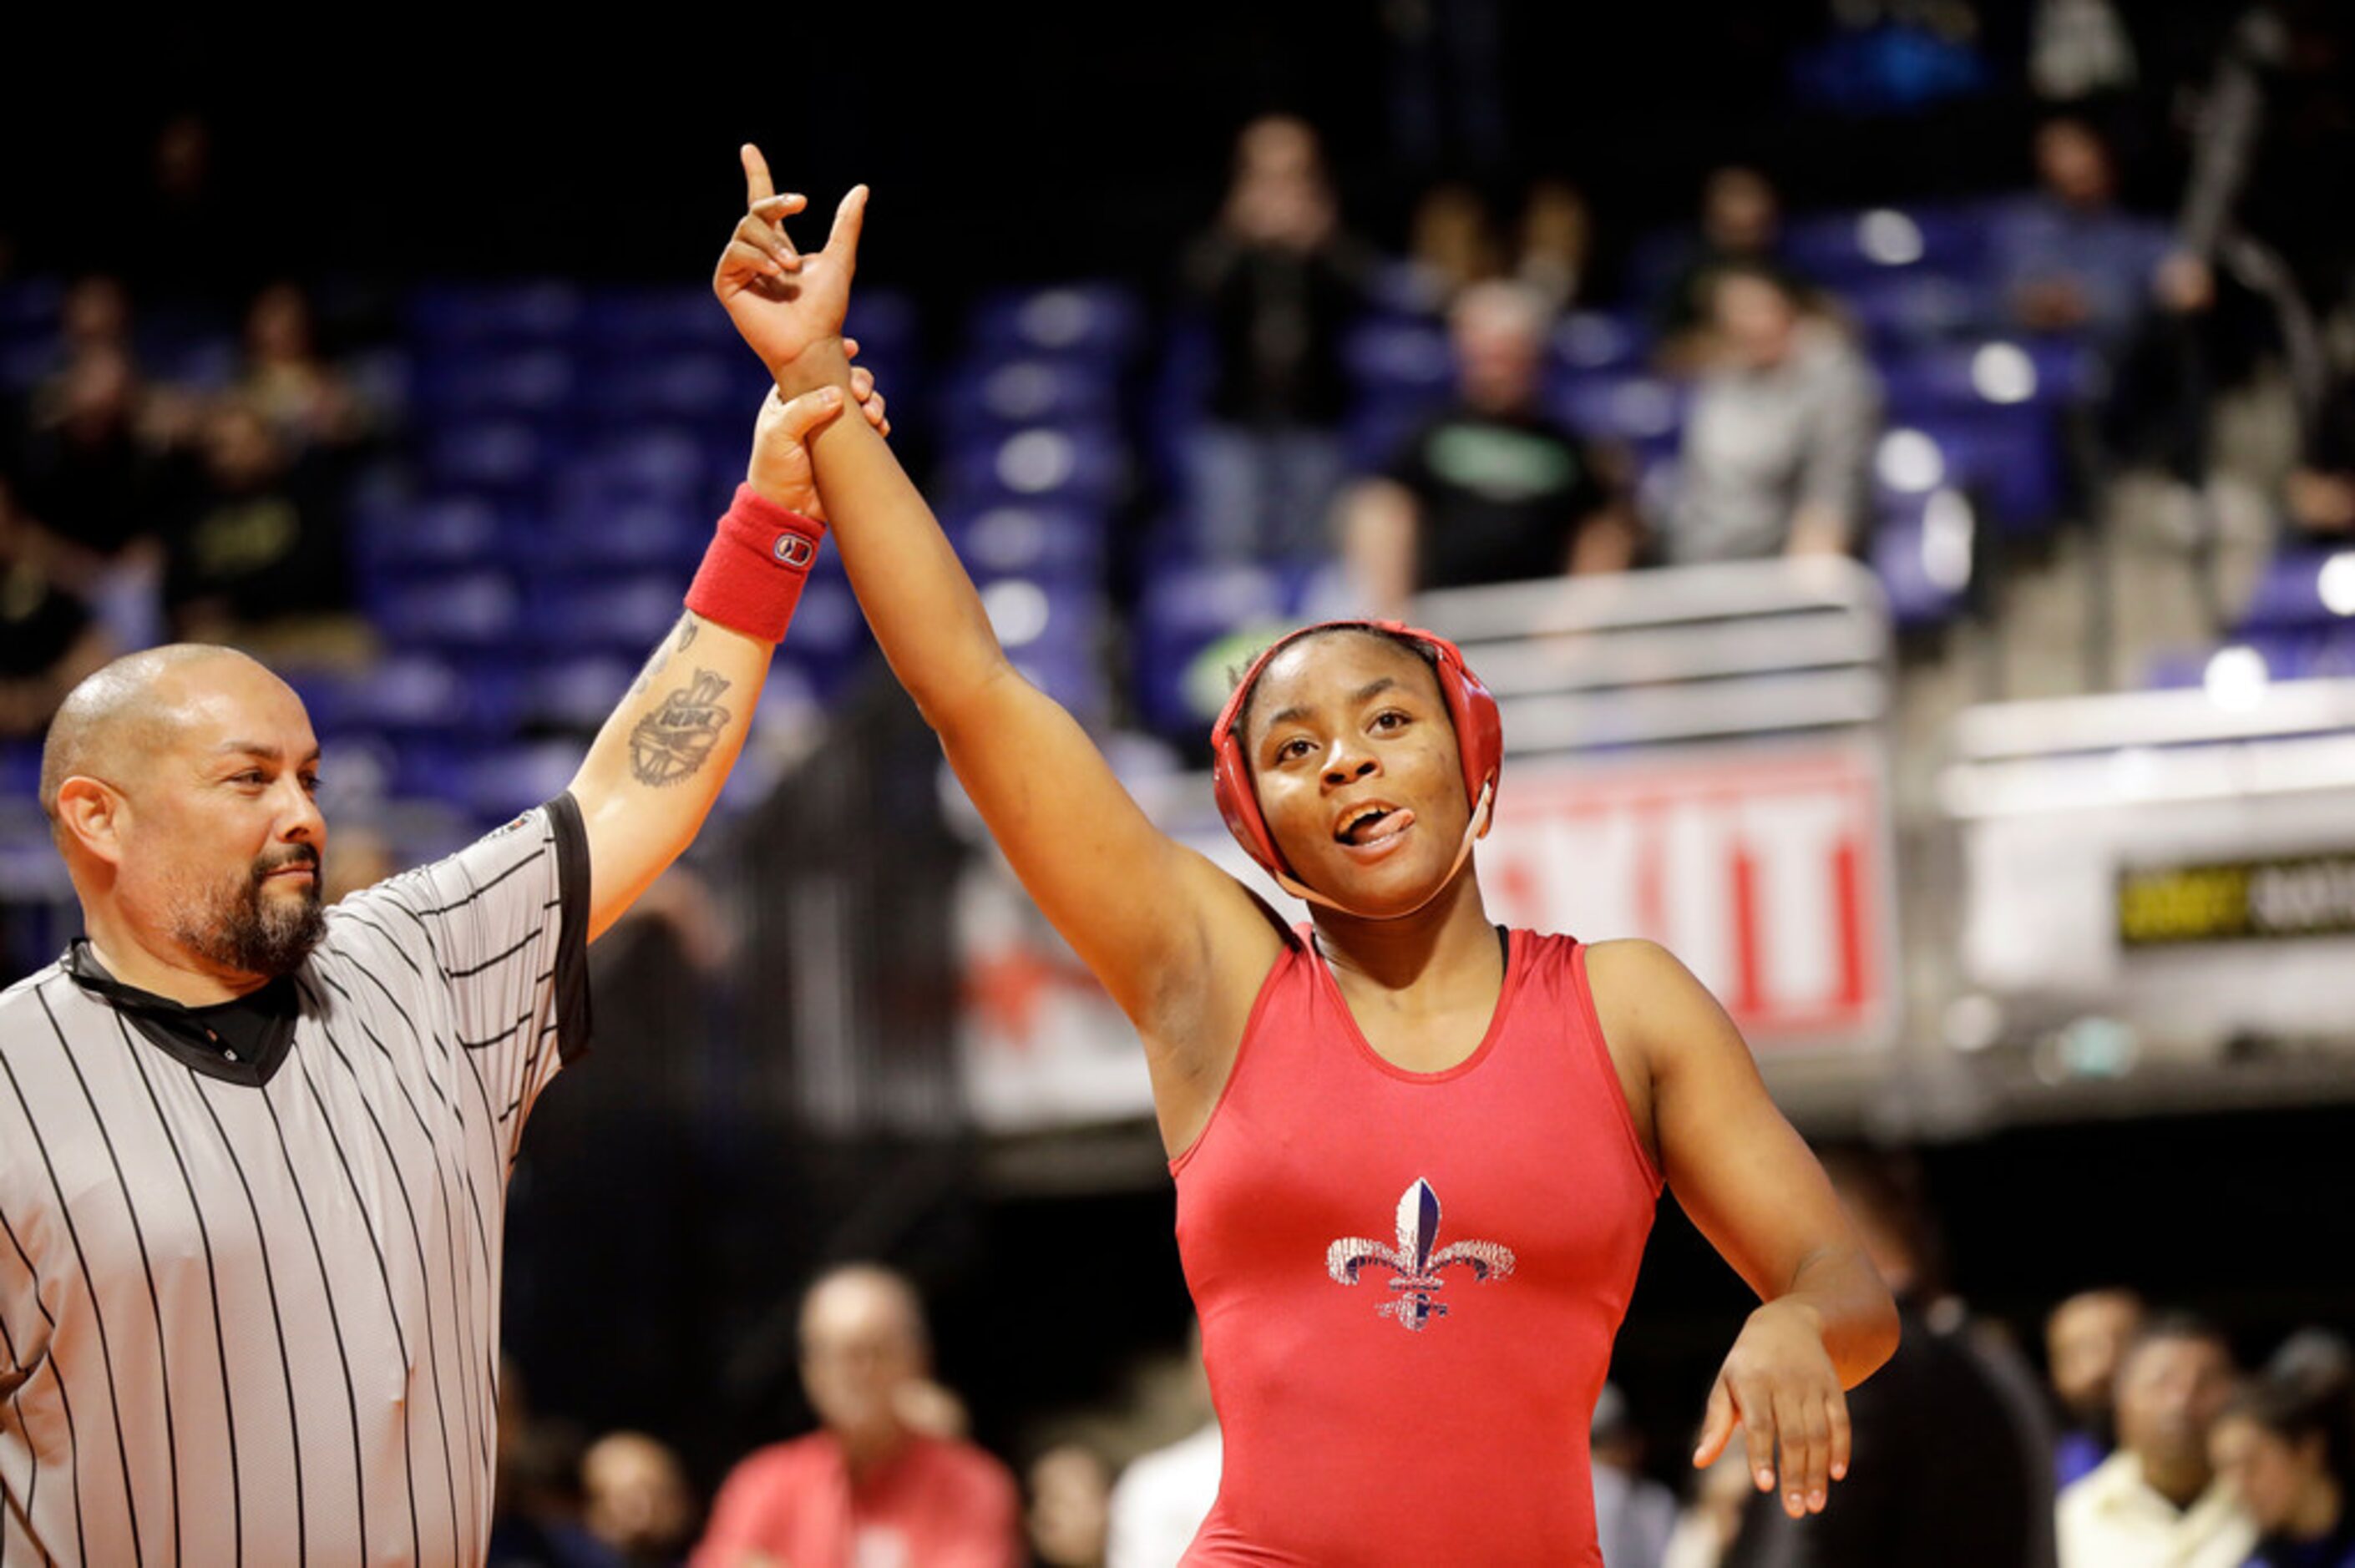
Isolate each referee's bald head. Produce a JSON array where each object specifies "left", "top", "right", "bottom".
[{"left": 39, "top": 645, "right": 285, "bottom": 842}]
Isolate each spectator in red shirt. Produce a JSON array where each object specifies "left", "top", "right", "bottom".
[{"left": 693, "top": 1264, "right": 1020, "bottom": 1568}]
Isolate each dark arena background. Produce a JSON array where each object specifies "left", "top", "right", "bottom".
[{"left": 6, "top": 3, "right": 2355, "bottom": 1565}]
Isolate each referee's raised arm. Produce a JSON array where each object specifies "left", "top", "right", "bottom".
[{"left": 563, "top": 353, "right": 886, "bottom": 943}]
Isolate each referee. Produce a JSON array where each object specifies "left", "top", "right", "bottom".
[{"left": 0, "top": 192, "right": 884, "bottom": 1565}]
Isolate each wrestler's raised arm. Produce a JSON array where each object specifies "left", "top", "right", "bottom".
[{"left": 713, "top": 146, "right": 1281, "bottom": 1153}]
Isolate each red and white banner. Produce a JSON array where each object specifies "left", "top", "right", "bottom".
[
  {"left": 956, "top": 740, "right": 1898, "bottom": 1131},
  {"left": 1479, "top": 744, "right": 1895, "bottom": 1050}
]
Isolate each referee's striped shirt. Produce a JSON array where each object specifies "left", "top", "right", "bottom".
[{"left": 0, "top": 793, "right": 591, "bottom": 1567}]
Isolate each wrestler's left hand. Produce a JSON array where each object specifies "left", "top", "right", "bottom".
[{"left": 1692, "top": 1297, "right": 1851, "bottom": 1520}]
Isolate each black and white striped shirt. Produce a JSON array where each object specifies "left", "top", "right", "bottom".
[{"left": 0, "top": 795, "right": 591, "bottom": 1566}]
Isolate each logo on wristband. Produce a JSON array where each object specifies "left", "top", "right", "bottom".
[{"left": 772, "top": 533, "right": 816, "bottom": 569}]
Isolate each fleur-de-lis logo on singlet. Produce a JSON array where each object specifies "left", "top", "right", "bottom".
[{"left": 1326, "top": 1178, "right": 1516, "bottom": 1332}]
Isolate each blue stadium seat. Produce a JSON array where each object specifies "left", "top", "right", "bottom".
[
  {"left": 941, "top": 357, "right": 1119, "bottom": 438},
  {"left": 373, "top": 569, "right": 524, "bottom": 652},
  {"left": 1132, "top": 562, "right": 1299, "bottom": 735},
  {"left": 581, "top": 350, "right": 765, "bottom": 425},
  {"left": 970, "top": 284, "right": 1144, "bottom": 362},
  {"left": 300, "top": 652, "right": 520, "bottom": 741},
  {"left": 515, "top": 655, "right": 636, "bottom": 732},
  {"left": 459, "top": 741, "right": 588, "bottom": 823},
  {"left": 2237, "top": 548, "right": 2355, "bottom": 634},
  {"left": 353, "top": 493, "right": 505, "bottom": 572},
  {"left": 524, "top": 574, "right": 688, "bottom": 655},
  {"left": 1782, "top": 205, "right": 1992, "bottom": 283},
  {"left": 1345, "top": 318, "right": 1454, "bottom": 402},
  {"left": 423, "top": 420, "right": 546, "bottom": 495},
  {"left": 1552, "top": 372, "right": 1686, "bottom": 449},
  {"left": 946, "top": 504, "right": 1107, "bottom": 584},
  {"left": 412, "top": 347, "right": 578, "bottom": 425},
  {"left": 1871, "top": 488, "right": 1976, "bottom": 629},
  {"left": 1551, "top": 309, "right": 1648, "bottom": 376},
  {"left": 944, "top": 425, "right": 1127, "bottom": 509},
  {"left": 408, "top": 281, "right": 584, "bottom": 347}
]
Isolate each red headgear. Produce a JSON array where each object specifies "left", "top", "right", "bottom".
[{"left": 1209, "top": 620, "right": 1503, "bottom": 905}]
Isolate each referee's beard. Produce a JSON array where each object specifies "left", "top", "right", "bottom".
[{"left": 170, "top": 844, "right": 327, "bottom": 980}]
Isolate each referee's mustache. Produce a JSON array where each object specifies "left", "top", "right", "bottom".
[{"left": 255, "top": 844, "right": 322, "bottom": 882}]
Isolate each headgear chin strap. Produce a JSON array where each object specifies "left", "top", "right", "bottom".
[{"left": 1211, "top": 620, "right": 1504, "bottom": 920}]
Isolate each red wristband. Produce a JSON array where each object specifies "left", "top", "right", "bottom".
[{"left": 684, "top": 484, "right": 827, "bottom": 644}]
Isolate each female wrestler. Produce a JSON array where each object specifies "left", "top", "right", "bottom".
[{"left": 713, "top": 148, "right": 1897, "bottom": 1565}]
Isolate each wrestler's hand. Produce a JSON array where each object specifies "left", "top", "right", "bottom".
[
  {"left": 1692, "top": 1297, "right": 1851, "bottom": 1520},
  {"left": 714, "top": 143, "right": 868, "bottom": 385},
  {"left": 746, "top": 344, "right": 889, "bottom": 522}
]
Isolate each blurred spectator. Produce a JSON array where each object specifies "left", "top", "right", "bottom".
[
  {"left": 1402, "top": 183, "right": 1503, "bottom": 311},
  {"left": 693, "top": 1263, "right": 1020, "bottom": 1568},
  {"left": 1592, "top": 1383, "right": 1676, "bottom": 1568},
  {"left": 1664, "top": 1432, "right": 1755, "bottom": 1568},
  {"left": 582, "top": 1431, "right": 699, "bottom": 1568},
  {"left": 1987, "top": 117, "right": 2177, "bottom": 348},
  {"left": 2057, "top": 1314, "right": 2256, "bottom": 1568},
  {"left": 161, "top": 394, "right": 372, "bottom": 665},
  {"left": 13, "top": 345, "right": 172, "bottom": 564},
  {"left": 2211, "top": 1361, "right": 2355, "bottom": 1568},
  {"left": 1344, "top": 281, "right": 1633, "bottom": 614},
  {"left": 1105, "top": 1327, "right": 1218, "bottom": 1568},
  {"left": 1105, "top": 1422, "right": 1218, "bottom": 1568},
  {"left": 241, "top": 281, "right": 367, "bottom": 453},
  {"left": 2049, "top": 1288, "right": 2148, "bottom": 1489},
  {"left": 1027, "top": 1444, "right": 1112, "bottom": 1568},
  {"left": 2029, "top": 0, "right": 2140, "bottom": 100},
  {"left": 59, "top": 276, "right": 133, "bottom": 362},
  {"left": 1516, "top": 179, "right": 1594, "bottom": 313},
  {"left": 0, "top": 476, "right": 110, "bottom": 738},
  {"left": 494, "top": 1358, "right": 628, "bottom": 1568},
  {"left": 1180, "top": 114, "right": 1374, "bottom": 563},
  {"left": 2287, "top": 366, "right": 2355, "bottom": 538},
  {"left": 1655, "top": 167, "right": 1800, "bottom": 346},
  {"left": 1729, "top": 1148, "right": 2056, "bottom": 1568},
  {"left": 1659, "top": 265, "right": 1880, "bottom": 565}
]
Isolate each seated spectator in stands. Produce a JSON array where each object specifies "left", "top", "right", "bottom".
[
  {"left": 1988, "top": 117, "right": 2177, "bottom": 349},
  {"left": 2287, "top": 368, "right": 2355, "bottom": 539},
  {"left": 12, "top": 346, "right": 172, "bottom": 565},
  {"left": 693, "top": 1264, "right": 1020, "bottom": 1568},
  {"left": 0, "top": 477, "right": 110, "bottom": 738},
  {"left": 1660, "top": 265, "right": 1880, "bottom": 565},
  {"left": 241, "top": 281, "right": 367, "bottom": 454},
  {"left": 1655, "top": 166, "right": 1801, "bottom": 348},
  {"left": 494, "top": 1358, "right": 627, "bottom": 1568},
  {"left": 1516, "top": 178, "right": 1593, "bottom": 313},
  {"left": 162, "top": 394, "right": 372, "bottom": 665},
  {"left": 1181, "top": 114, "right": 1374, "bottom": 563},
  {"left": 1343, "top": 281, "right": 1633, "bottom": 615},
  {"left": 2211, "top": 1359, "right": 2355, "bottom": 1568},
  {"left": 2058, "top": 1314, "right": 2256, "bottom": 1568},
  {"left": 59, "top": 274, "right": 133, "bottom": 362},
  {"left": 2049, "top": 1287, "right": 2147, "bottom": 1489},
  {"left": 1400, "top": 183, "right": 1503, "bottom": 311},
  {"left": 1729, "top": 1148, "right": 2056, "bottom": 1568},
  {"left": 582, "top": 1431, "right": 698, "bottom": 1568},
  {"left": 1591, "top": 1383, "right": 1676, "bottom": 1568},
  {"left": 1027, "top": 1444, "right": 1112, "bottom": 1568},
  {"left": 1107, "top": 1326, "right": 1218, "bottom": 1568}
]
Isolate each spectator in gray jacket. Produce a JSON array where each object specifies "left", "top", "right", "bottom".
[{"left": 1660, "top": 265, "right": 1880, "bottom": 565}]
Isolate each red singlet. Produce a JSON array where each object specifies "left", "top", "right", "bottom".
[{"left": 1172, "top": 926, "right": 1661, "bottom": 1565}]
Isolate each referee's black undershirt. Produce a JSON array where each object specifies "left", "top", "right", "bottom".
[{"left": 63, "top": 940, "right": 299, "bottom": 1085}]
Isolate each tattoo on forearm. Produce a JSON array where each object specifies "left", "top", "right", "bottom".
[
  {"left": 676, "top": 619, "right": 699, "bottom": 652},
  {"left": 628, "top": 669, "right": 734, "bottom": 787}
]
